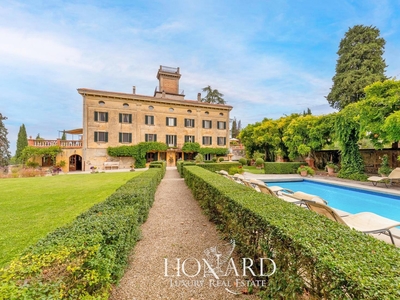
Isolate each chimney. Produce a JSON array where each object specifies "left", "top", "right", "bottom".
[
  {"left": 197, "top": 93, "right": 201, "bottom": 102},
  {"left": 132, "top": 86, "right": 136, "bottom": 94}
]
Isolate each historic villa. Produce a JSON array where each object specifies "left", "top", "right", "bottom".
[{"left": 28, "top": 66, "right": 232, "bottom": 171}]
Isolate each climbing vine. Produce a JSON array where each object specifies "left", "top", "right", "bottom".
[
  {"left": 335, "top": 103, "right": 367, "bottom": 180},
  {"left": 20, "top": 146, "right": 63, "bottom": 165},
  {"left": 107, "top": 142, "right": 168, "bottom": 168},
  {"left": 182, "top": 142, "right": 201, "bottom": 153}
]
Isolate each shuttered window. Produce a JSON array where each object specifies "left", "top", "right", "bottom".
[
  {"left": 202, "top": 136, "right": 212, "bottom": 145},
  {"left": 94, "top": 131, "right": 108, "bottom": 142},
  {"left": 94, "top": 111, "right": 108, "bottom": 122},
  {"left": 119, "top": 132, "right": 132, "bottom": 143},
  {"left": 119, "top": 113, "right": 132, "bottom": 123}
]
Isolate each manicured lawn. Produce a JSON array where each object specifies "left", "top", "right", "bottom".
[
  {"left": 243, "top": 166, "right": 265, "bottom": 174},
  {"left": 0, "top": 172, "right": 139, "bottom": 267}
]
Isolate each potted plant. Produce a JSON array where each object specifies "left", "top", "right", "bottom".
[
  {"left": 297, "top": 165, "right": 315, "bottom": 177},
  {"left": 378, "top": 154, "right": 392, "bottom": 176},
  {"left": 255, "top": 158, "right": 264, "bottom": 169},
  {"left": 130, "top": 164, "right": 135, "bottom": 172},
  {"left": 325, "top": 162, "right": 337, "bottom": 176},
  {"left": 90, "top": 166, "right": 98, "bottom": 173}
]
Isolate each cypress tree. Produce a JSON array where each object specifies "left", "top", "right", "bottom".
[
  {"left": 15, "top": 124, "right": 28, "bottom": 162},
  {"left": 0, "top": 113, "right": 11, "bottom": 167},
  {"left": 326, "top": 25, "right": 387, "bottom": 110}
]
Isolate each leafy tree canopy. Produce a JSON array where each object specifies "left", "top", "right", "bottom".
[
  {"left": 358, "top": 79, "right": 400, "bottom": 148},
  {"left": 201, "top": 85, "right": 226, "bottom": 104},
  {"left": 326, "top": 25, "right": 387, "bottom": 110}
]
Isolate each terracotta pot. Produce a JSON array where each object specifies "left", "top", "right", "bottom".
[
  {"left": 327, "top": 167, "right": 334, "bottom": 175},
  {"left": 300, "top": 170, "right": 308, "bottom": 177}
]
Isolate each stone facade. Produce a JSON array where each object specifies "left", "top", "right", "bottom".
[{"left": 78, "top": 66, "right": 232, "bottom": 169}]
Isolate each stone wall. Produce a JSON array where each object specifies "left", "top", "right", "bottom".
[{"left": 314, "top": 149, "right": 400, "bottom": 174}]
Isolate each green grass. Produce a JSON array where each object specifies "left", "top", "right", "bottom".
[
  {"left": 0, "top": 172, "right": 140, "bottom": 267},
  {"left": 243, "top": 166, "right": 265, "bottom": 174}
]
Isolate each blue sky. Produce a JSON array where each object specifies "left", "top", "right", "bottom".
[{"left": 1, "top": 0, "right": 400, "bottom": 154}]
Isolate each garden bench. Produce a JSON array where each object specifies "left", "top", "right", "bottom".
[{"left": 104, "top": 162, "right": 119, "bottom": 170}]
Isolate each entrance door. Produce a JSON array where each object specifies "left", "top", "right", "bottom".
[
  {"left": 69, "top": 155, "right": 82, "bottom": 171},
  {"left": 167, "top": 152, "right": 176, "bottom": 167}
]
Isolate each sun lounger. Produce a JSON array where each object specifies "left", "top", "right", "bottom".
[
  {"left": 304, "top": 201, "right": 400, "bottom": 245},
  {"left": 281, "top": 191, "right": 328, "bottom": 205},
  {"left": 367, "top": 167, "right": 400, "bottom": 187}
]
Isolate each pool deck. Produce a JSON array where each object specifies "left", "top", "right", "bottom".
[{"left": 243, "top": 172, "right": 400, "bottom": 247}]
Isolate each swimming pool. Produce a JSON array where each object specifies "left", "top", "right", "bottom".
[{"left": 264, "top": 180, "right": 400, "bottom": 222}]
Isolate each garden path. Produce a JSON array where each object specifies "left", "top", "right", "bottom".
[{"left": 110, "top": 168, "right": 260, "bottom": 300}]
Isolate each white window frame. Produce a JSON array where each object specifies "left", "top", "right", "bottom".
[{"left": 166, "top": 135, "right": 177, "bottom": 147}]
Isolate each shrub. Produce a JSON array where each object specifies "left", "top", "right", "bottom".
[
  {"left": 255, "top": 158, "right": 264, "bottom": 168},
  {"left": 182, "top": 166, "right": 400, "bottom": 299},
  {"left": 212, "top": 157, "right": 218, "bottom": 162},
  {"left": 218, "top": 157, "right": 224, "bottom": 162},
  {"left": 194, "top": 153, "right": 204, "bottom": 163},
  {"left": 378, "top": 154, "right": 392, "bottom": 176},
  {"left": 228, "top": 166, "right": 243, "bottom": 175},
  {"left": 239, "top": 158, "right": 247, "bottom": 166},
  {"left": 176, "top": 161, "right": 196, "bottom": 177},
  {"left": 264, "top": 162, "right": 304, "bottom": 174},
  {"left": 25, "top": 161, "right": 39, "bottom": 168},
  {"left": 0, "top": 167, "right": 165, "bottom": 299}
]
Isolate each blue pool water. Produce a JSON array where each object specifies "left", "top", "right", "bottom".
[{"left": 265, "top": 180, "right": 400, "bottom": 222}]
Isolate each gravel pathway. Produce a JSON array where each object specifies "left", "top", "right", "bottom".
[{"left": 110, "top": 168, "right": 261, "bottom": 300}]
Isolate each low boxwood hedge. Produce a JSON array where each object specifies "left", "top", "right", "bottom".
[
  {"left": 177, "top": 161, "right": 196, "bottom": 176},
  {"left": 183, "top": 166, "right": 400, "bottom": 299},
  {"left": 264, "top": 162, "right": 305, "bottom": 174},
  {"left": 0, "top": 167, "right": 165, "bottom": 299},
  {"left": 177, "top": 161, "right": 241, "bottom": 177}
]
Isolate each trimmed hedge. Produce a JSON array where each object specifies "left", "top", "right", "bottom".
[
  {"left": 183, "top": 166, "right": 400, "bottom": 299},
  {"left": 0, "top": 167, "right": 165, "bottom": 299},
  {"left": 177, "top": 161, "right": 196, "bottom": 176},
  {"left": 264, "top": 162, "right": 305, "bottom": 174},
  {"left": 198, "top": 162, "right": 241, "bottom": 173}
]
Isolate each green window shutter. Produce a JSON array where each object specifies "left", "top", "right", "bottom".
[
  {"left": 174, "top": 118, "right": 177, "bottom": 126},
  {"left": 94, "top": 111, "right": 98, "bottom": 121},
  {"left": 145, "top": 134, "right": 148, "bottom": 142},
  {"left": 119, "top": 113, "right": 122, "bottom": 123},
  {"left": 154, "top": 134, "right": 157, "bottom": 142},
  {"left": 145, "top": 116, "right": 148, "bottom": 124},
  {"left": 224, "top": 122, "right": 226, "bottom": 129},
  {"left": 119, "top": 132, "right": 122, "bottom": 143},
  {"left": 94, "top": 131, "right": 98, "bottom": 142},
  {"left": 224, "top": 137, "right": 226, "bottom": 145},
  {"left": 129, "top": 133, "right": 132, "bottom": 143},
  {"left": 105, "top": 132, "right": 108, "bottom": 142},
  {"left": 202, "top": 120, "right": 205, "bottom": 128},
  {"left": 105, "top": 112, "right": 109, "bottom": 122},
  {"left": 210, "top": 121, "right": 212, "bottom": 129},
  {"left": 193, "top": 120, "right": 195, "bottom": 127},
  {"left": 202, "top": 136, "right": 205, "bottom": 144},
  {"left": 166, "top": 117, "right": 168, "bottom": 126},
  {"left": 129, "top": 114, "right": 132, "bottom": 123}
]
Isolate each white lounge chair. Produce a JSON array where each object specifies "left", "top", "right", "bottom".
[
  {"left": 367, "top": 168, "right": 400, "bottom": 187},
  {"left": 304, "top": 201, "right": 400, "bottom": 245}
]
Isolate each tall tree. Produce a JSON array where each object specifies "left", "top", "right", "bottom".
[
  {"left": 0, "top": 113, "right": 11, "bottom": 167},
  {"left": 201, "top": 85, "right": 226, "bottom": 104},
  {"left": 61, "top": 130, "right": 67, "bottom": 140},
  {"left": 326, "top": 25, "right": 387, "bottom": 110},
  {"left": 231, "top": 117, "right": 237, "bottom": 138},
  {"left": 15, "top": 124, "right": 28, "bottom": 162}
]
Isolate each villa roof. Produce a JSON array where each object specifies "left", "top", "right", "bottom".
[{"left": 77, "top": 88, "right": 232, "bottom": 111}]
